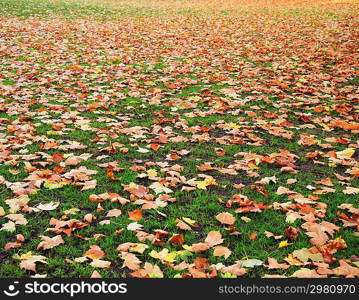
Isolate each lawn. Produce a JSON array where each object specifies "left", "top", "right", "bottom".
[{"left": 0, "top": 0, "right": 358, "bottom": 278}]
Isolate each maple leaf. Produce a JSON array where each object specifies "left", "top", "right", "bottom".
[
  {"left": 302, "top": 221, "right": 339, "bottom": 246},
  {"left": 342, "top": 186, "right": 359, "bottom": 195},
  {"left": 215, "top": 212, "right": 236, "bottom": 225},
  {"left": 149, "top": 182, "right": 173, "bottom": 194},
  {"left": 292, "top": 248, "right": 324, "bottom": 263},
  {"left": 332, "top": 260, "right": 359, "bottom": 277},
  {"left": 213, "top": 246, "right": 231, "bottom": 259},
  {"left": 17, "top": 252, "right": 47, "bottom": 272},
  {"left": 106, "top": 209, "right": 122, "bottom": 218},
  {"left": 5, "top": 234, "right": 25, "bottom": 250},
  {"left": 220, "top": 264, "right": 247, "bottom": 276},
  {"left": 264, "top": 231, "right": 282, "bottom": 240},
  {"left": 120, "top": 253, "right": 142, "bottom": 271},
  {"left": 205, "top": 231, "right": 223, "bottom": 247},
  {"left": 81, "top": 180, "right": 97, "bottom": 190},
  {"left": 83, "top": 245, "right": 105, "bottom": 260},
  {"left": 127, "top": 222, "right": 143, "bottom": 231},
  {"left": 52, "top": 153, "right": 64, "bottom": 163},
  {"left": 90, "top": 259, "right": 111, "bottom": 269},
  {"left": 168, "top": 234, "right": 184, "bottom": 246},
  {"left": 285, "top": 227, "right": 299, "bottom": 241},
  {"left": 291, "top": 268, "right": 326, "bottom": 278},
  {"left": 125, "top": 184, "right": 148, "bottom": 198},
  {"left": 149, "top": 248, "right": 177, "bottom": 263},
  {"left": 37, "top": 235, "right": 64, "bottom": 250},
  {"left": 182, "top": 217, "right": 196, "bottom": 226},
  {"left": 37, "top": 202, "right": 59, "bottom": 211},
  {"left": 129, "top": 243, "right": 149, "bottom": 254},
  {"left": 0, "top": 221, "right": 16, "bottom": 233},
  {"left": 176, "top": 220, "right": 192, "bottom": 231},
  {"left": 239, "top": 259, "right": 263, "bottom": 268},
  {"left": 265, "top": 258, "right": 290, "bottom": 270},
  {"left": 128, "top": 209, "right": 143, "bottom": 221},
  {"left": 131, "top": 262, "right": 163, "bottom": 278},
  {"left": 278, "top": 240, "right": 291, "bottom": 249},
  {"left": 1, "top": 0, "right": 358, "bottom": 279},
  {"left": 315, "top": 178, "right": 334, "bottom": 186},
  {"left": 6, "top": 214, "right": 28, "bottom": 225},
  {"left": 191, "top": 243, "right": 211, "bottom": 253}
]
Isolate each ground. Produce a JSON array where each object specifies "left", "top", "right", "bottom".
[{"left": 0, "top": 0, "right": 358, "bottom": 278}]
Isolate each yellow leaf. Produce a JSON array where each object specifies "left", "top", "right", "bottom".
[
  {"left": 204, "top": 176, "right": 217, "bottom": 186},
  {"left": 182, "top": 217, "right": 196, "bottom": 226},
  {"left": 228, "top": 122, "right": 240, "bottom": 130},
  {"left": 248, "top": 162, "right": 259, "bottom": 169},
  {"left": 147, "top": 169, "right": 158, "bottom": 176},
  {"left": 128, "top": 182, "right": 138, "bottom": 189},
  {"left": 48, "top": 131, "right": 60, "bottom": 135},
  {"left": 241, "top": 216, "right": 251, "bottom": 223},
  {"left": 20, "top": 251, "right": 33, "bottom": 260},
  {"left": 149, "top": 250, "right": 159, "bottom": 259},
  {"left": 148, "top": 272, "right": 163, "bottom": 278},
  {"left": 44, "top": 182, "right": 67, "bottom": 189},
  {"left": 164, "top": 251, "right": 177, "bottom": 263},
  {"left": 334, "top": 237, "right": 347, "bottom": 247},
  {"left": 129, "top": 244, "right": 149, "bottom": 254},
  {"left": 196, "top": 180, "right": 208, "bottom": 190},
  {"left": 336, "top": 148, "right": 355, "bottom": 159},
  {"left": 278, "top": 240, "right": 291, "bottom": 249},
  {"left": 182, "top": 244, "right": 193, "bottom": 252}
]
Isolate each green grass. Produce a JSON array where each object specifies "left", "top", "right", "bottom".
[{"left": 0, "top": 0, "right": 358, "bottom": 278}]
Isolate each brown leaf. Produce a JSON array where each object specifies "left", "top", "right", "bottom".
[
  {"left": 204, "top": 231, "right": 223, "bottom": 247},
  {"left": 285, "top": 227, "right": 299, "bottom": 241},
  {"left": 213, "top": 246, "right": 231, "bottom": 259},
  {"left": 128, "top": 209, "right": 143, "bottom": 221},
  {"left": 176, "top": 220, "right": 192, "bottom": 231},
  {"left": 215, "top": 212, "right": 236, "bottom": 225},
  {"left": 90, "top": 259, "right": 111, "bottom": 269},
  {"left": 168, "top": 234, "right": 184, "bottom": 246},
  {"left": 121, "top": 253, "right": 141, "bottom": 271},
  {"left": 265, "top": 258, "right": 290, "bottom": 270},
  {"left": 91, "top": 270, "right": 102, "bottom": 278},
  {"left": 83, "top": 245, "right": 105, "bottom": 260},
  {"left": 37, "top": 235, "right": 64, "bottom": 250},
  {"left": 191, "top": 242, "right": 211, "bottom": 253},
  {"left": 249, "top": 233, "right": 257, "bottom": 240},
  {"left": 106, "top": 209, "right": 122, "bottom": 218}
]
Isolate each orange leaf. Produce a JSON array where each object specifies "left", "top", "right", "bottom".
[
  {"left": 83, "top": 245, "right": 105, "bottom": 260},
  {"left": 128, "top": 209, "right": 143, "bottom": 221},
  {"left": 249, "top": 233, "right": 257, "bottom": 240}
]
